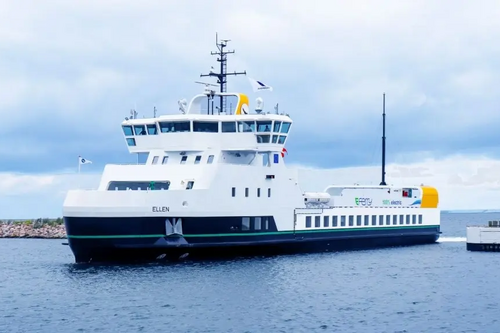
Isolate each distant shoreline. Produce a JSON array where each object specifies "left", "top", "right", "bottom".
[{"left": 0, "top": 219, "right": 66, "bottom": 239}]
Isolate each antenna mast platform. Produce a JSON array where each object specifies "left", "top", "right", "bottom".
[{"left": 200, "top": 33, "right": 246, "bottom": 113}]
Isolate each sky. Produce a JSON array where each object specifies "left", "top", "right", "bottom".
[{"left": 1, "top": 0, "right": 500, "bottom": 218}]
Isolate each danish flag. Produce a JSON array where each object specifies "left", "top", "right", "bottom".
[{"left": 281, "top": 147, "right": 288, "bottom": 158}]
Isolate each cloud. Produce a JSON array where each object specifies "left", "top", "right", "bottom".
[
  {"left": 1, "top": 0, "right": 500, "bottom": 174},
  {"left": 1, "top": 154, "right": 500, "bottom": 219}
]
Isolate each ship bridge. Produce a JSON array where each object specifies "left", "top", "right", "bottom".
[{"left": 120, "top": 91, "right": 292, "bottom": 166}]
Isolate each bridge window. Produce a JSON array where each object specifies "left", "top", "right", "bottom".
[
  {"left": 273, "top": 121, "right": 281, "bottom": 132},
  {"left": 159, "top": 121, "right": 190, "bottom": 133},
  {"left": 107, "top": 181, "right": 170, "bottom": 191},
  {"left": 272, "top": 135, "right": 278, "bottom": 143},
  {"left": 134, "top": 125, "right": 146, "bottom": 135},
  {"left": 162, "top": 156, "right": 169, "bottom": 164},
  {"left": 238, "top": 121, "right": 255, "bottom": 132},
  {"left": 257, "top": 121, "right": 272, "bottom": 132},
  {"left": 222, "top": 122, "right": 237, "bottom": 132},
  {"left": 256, "top": 135, "right": 270, "bottom": 143},
  {"left": 126, "top": 138, "right": 136, "bottom": 146},
  {"left": 122, "top": 125, "right": 133, "bottom": 136},
  {"left": 280, "top": 122, "right": 291, "bottom": 133},
  {"left": 152, "top": 156, "right": 159, "bottom": 164},
  {"left": 193, "top": 121, "right": 218, "bottom": 132},
  {"left": 278, "top": 136, "right": 286, "bottom": 144},
  {"left": 207, "top": 155, "right": 214, "bottom": 164},
  {"left": 195, "top": 155, "right": 201, "bottom": 164},
  {"left": 147, "top": 124, "right": 158, "bottom": 135}
]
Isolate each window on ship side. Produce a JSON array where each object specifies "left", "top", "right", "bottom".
[
  {"left": 385, "top": 215, "right": 391, "bottom": 226},
  {"left": 392, "top": 215, "right": 397, "bottom": 225},
  {"left": 332, "top": 216, "right": 338, "bottom": 227},
  {"left": 323, "top": 216, "right": 329, "bottom": 227},
  {"left": 364, "top": 215, "right": 369, "bottom": 226},
  {"left": 378, "top": 215, "right": 384, "bottom": 226},
  {"left": 399, "top": 215, "right": 404, "bottom": 225},
  {"left": 412, "top": 215, "right": 416, "bottom": 224},
  {"left": 348, "top": 215, "right": 354, "bottom": 226},
  {"left": 340, "top": 216, "right": 346, "bottom": 227},
  {"left": 315, "top": 216, "right": 321, "bottom": 228},
  {"left": 371, "top": 215, "right": 377, "bottom": 226},
  {"left": 418, "top": 214, "right": 423, "bottom": 224},
  {"left": 306, "top": 216, "right": 312, "bottom": 228}
]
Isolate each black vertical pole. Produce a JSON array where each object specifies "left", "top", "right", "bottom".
[{"left": 380, "top": 93, "right": 387, "bottom": 186}]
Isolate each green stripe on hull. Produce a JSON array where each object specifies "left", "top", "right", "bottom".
[{"left": 66, "top": 225, "right": 439, "bottom": 239}]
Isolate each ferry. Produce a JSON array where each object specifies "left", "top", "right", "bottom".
[
  {"left": 466, "top": 220, "right": 500, "bottom": 252},
  {"left": 62, "top": 36, "right": 441, "bottom": 263}
]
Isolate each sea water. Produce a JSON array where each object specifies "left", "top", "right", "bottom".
[{"left": 1, "top": 213, "right": 499, "bottom": 333}]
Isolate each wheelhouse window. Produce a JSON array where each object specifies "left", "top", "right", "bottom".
[
  {"left": 278, "top": 135, "right": 286, "bottom": 144},
  {"left": 126, "top": 138, "right": 136, "bottom": 146},
  {"left": 273, "top": 121, "right": 281, "bottom": 132},
  {"left": 133, "top": 125, "right": 146, "bottom": 135},
  {"left": 280, "top": 122, "right": 291, "bottom": 133},
  {"left": 256, "top": 135, "right": 271, "bottom": 143},
  {"left": 257, "top": 121, "right": 272, "bottom": 132},
  {"left": 238, "top": 121, "right": 255, "bottom": 132},
  {"left": 122, "top": 125, "right": 133, "bottom": 136},
  {"left": 193, "top": 121, "right": 218, "bottom": 132},
  {"left": 221, "top": 122, "right": 237, "bottom": 132},
  {"left": 147, "top": 124, "right": 158, "bottom": 135},
  {"left": 159, "top": 121, "right": 190, "bottom": 133}
]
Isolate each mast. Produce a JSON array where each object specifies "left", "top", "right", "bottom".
[
  {"left": 380, "top": 93, "right": 387, "bottom": 186},
  {"left": 200, "top": 33, "right": 246, "bottom": 114}
]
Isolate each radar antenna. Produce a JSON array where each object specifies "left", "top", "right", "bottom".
[{"left": 200, "top": 33, "right": 246, "bottom": 114}]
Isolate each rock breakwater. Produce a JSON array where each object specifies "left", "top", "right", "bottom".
[{"left": 0, "top": 219, "right": 67, "bottom": 239}]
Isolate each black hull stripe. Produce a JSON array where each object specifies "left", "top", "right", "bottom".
[{"left": 67, "top": 225, "right": 439, "bottom": 239}]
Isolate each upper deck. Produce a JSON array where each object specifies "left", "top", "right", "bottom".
[{"left": 121, "top": 92, "right": 292, "bottom": 154}]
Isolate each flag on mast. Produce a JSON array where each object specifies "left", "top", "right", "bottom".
[
  {"left": 247, "top": 77, "right": 273, "bottom": 92},
  {"left": 79, "top": 156, "right": 92, "bottom": 165}
]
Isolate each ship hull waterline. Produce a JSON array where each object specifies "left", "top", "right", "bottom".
[{"left": 64, "top": 216, "right": 440, "bottom": 263}]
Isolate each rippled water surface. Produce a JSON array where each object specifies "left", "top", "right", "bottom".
[{"left": 1, "top": 213, "right": 500, "bottom": 333}]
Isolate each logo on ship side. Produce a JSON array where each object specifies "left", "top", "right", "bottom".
[{"left": 355, "top": 197, "right": 372, "bottom": 206}]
